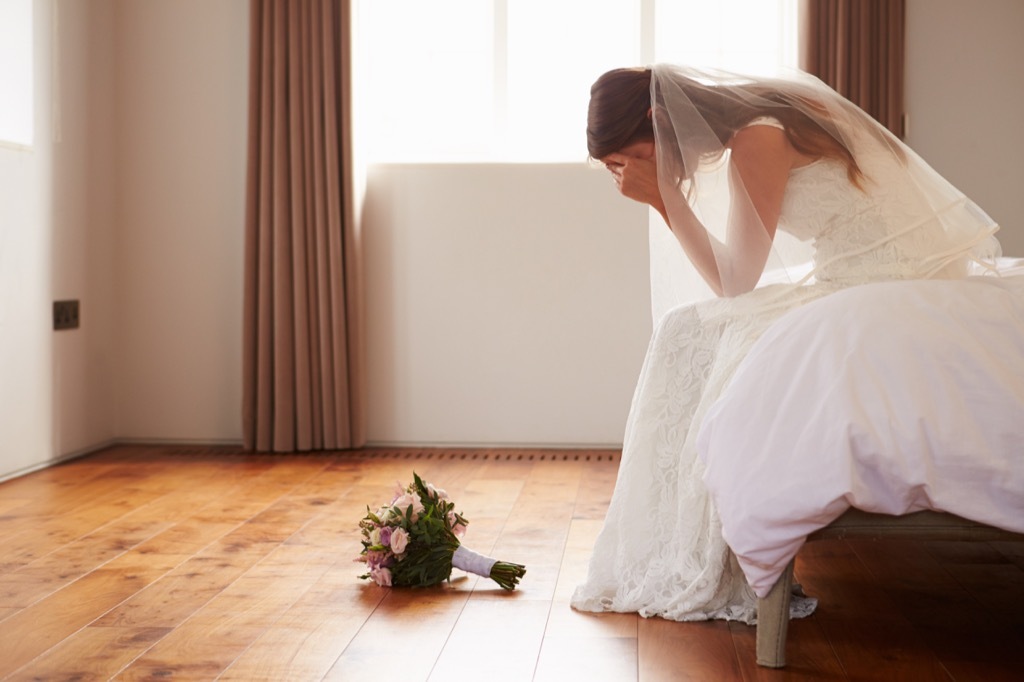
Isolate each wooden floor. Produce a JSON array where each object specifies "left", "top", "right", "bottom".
[{"left": 0, "top": 445, "right": 1022, "bottom": 681}]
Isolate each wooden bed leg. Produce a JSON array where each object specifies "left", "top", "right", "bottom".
[{"left": 756, "top": 559, "right": 794, "bottom": 668}]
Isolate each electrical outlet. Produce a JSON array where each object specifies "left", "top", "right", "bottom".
[{"left": 53, "top": 300, "right": 80, "bottom": 330}]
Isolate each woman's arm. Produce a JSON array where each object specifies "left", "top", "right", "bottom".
[
  {"left": 607, "top": 124, "right": 804, "bottom": 297},
  {"left": 727, "top": 125, "right": 800, "bottom": 240},
  {"left": 607, "top": 151, "right": 728, "bottom": 295},
  {"left": 718, "top": 125, "right": 801, "bottom": 294}
]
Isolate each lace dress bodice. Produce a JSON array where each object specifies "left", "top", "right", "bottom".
[{"left": 779, "top": 139, "right": 981, "bottom": 284}]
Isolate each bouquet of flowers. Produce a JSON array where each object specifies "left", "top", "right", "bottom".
[{"left": 356, "top": 472, "right": 526, "bottom": 590}]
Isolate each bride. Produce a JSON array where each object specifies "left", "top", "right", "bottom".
[{"left": 570, "top": 64, "right": 1001, "bottom": 623}]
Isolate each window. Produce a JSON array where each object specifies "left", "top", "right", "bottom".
[
  {"left": 355, "top": 0, "right": 797, "bottom": 163},
  {"left": 0, "top": 0, "right": 34, "bottom": 147},
  {"left": 654, "top": 0, "right": 798, "bottom": 76}
]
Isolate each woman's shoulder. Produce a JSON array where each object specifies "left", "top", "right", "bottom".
[
  {"left": 728, "top": 116, "right": 788, "bottom": 150},
  {"left": 743, "top": 116, "right": 785, "bottom": 131},
  {"left": 729, "top": 116, "right": 813, "bottom": 173},
  {"left": 728, "top": 118, "right": 790, "bottom": 157}
]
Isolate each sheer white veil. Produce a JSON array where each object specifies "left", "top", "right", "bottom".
[{"left": 646, "top": 64, "right": 1001, "bottom": 323}]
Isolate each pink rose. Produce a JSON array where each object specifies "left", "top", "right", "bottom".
[
  {"left": 393, "top": 493, "right": 424, "bottom": 521},
  {"left": 370, "top": 566, "right": 392, "bottom": 587},
  {"left": 390, "top": 527, "right": 410, "bottom": 555}
]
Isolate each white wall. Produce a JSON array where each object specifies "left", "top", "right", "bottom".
[
  {"left": 52, "top": 0, "right": 118, "bottom": 457},
  {"left": 0, "top": 0, "right": 247, "bottom": 481},
  {"left": 362, "top": 164, "right": 651, "bottom": 446},
  {"left": 0, "top": 0, "right": 118, "bottom": 481},
  {"left": 111, "top": 0, "right": 248, "bottom": 442},
  {"left": 905, "top": 0, "right": 1024, "bottom": 255}
]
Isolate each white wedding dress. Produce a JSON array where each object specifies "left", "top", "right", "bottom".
[{"left": 570, "top": 119, "right": 1001, "bottom": 623}]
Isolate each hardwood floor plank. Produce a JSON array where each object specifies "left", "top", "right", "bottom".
[
  {"left": 545, "top": 601, "right": 637, "bottom": 640},
  {"left": 907, "top": 616, "right": 1024, "bottom": 682},
  {"left": 990, "top": 539, "right": 1024, "bottom": 571},
  {"left": 847, "top": 538, "right": 958, "bottom": 589},
  {"left": 0, "top": 459, "right": 122, "bottom": 517},
  {"left": 792, "top": 541, "right": 894, "bottom": 620},
  {"left": 0, "top": 559, "right": 182, "bottom": 676},
  {"left": 729, "top": 618, "right": 845, "bottom": 681},
  {"left": 0, "top": 491, "right": 167, "bottom": 574},
  {"left": 924, "top": 539, "right": 1010, "bottom": 565},
  {"left": 95, "top": 497, "right": 337, "bottom": 629},
  {"left": 92, "top": 553, "right": 262, "bottom": 628},
  {"left": 283, "top": 482, "right": 396, "bottom": 550},
  {"left": 218, "top": 570, "right": 386, "bottom": 681},
  {"left": 815, "top": 615, "right": 951, "bottom": 681},
  {"left": 852, "top": 537, "right": 1024, "bottom": 678},
  {"left": 478, "top": 460, "right": 583, "bottom": 601},
  {"left": 797, "top": 540, "right": 953, "bottom": 680},
  {"left": 0, "top": 464, "right": 250, "bottom": 608},
  {"left": 570, "top": 456, "right": 619, "bottom": 521},
  {"left": 7, "top": 625, "right": 171, "bottom": 681},
  {"left": 534, "top": 634, "right": 638, "bottom": 681},
  {"left": 427, "top": 598, "right": 551, "bottom": 681},
  {"left": 324, "top": 588, "right": 469, "bottom": 680},
  {"left": 0, "top": 496, "right": 34, "bottom": 518},
  {"left": 924, "top": 540, "right": 1024, "bottom": 620},
  {"left": 540, "top": 509, "right": 639, "bottom": 677},
  {"left": 638, "top": 618, "right": 743, "bottom": 682},
  {"left": 0, "top": 456, "right": 257, "bottom": 574},
  {"left": 947, "top": 561, "right": 1024, "bottom": 621},
  {"left": 551, "top": 518, "right": 605, "bottom": 604},
  {"left": 115, "top": 557, "right": 333, "bottom": 680},
  {"left": 0, "top": 517, "right": 171, "bottom": 608}
]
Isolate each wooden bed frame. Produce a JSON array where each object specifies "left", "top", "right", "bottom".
[{"left": 754, "top": 509, "right": 1024, "bottom": 668}]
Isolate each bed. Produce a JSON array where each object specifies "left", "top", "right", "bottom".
[{"left": 694, "top": 260, "right": 1024, "bottom": 667}]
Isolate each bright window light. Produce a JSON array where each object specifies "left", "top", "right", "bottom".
[
  {"left": 655, "top": 0, "right": 798, "bottom": 76},
  {"left": 503, "top": 0, "right": 641, "bottom": 162},
  {"left": 0, "top": 0, "right": 34, "bottom": 147},
  {"left": 355, "top": 0, "right": 797, "bottom": 163}
]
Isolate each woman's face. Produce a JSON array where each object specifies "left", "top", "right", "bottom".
[{"left": 601, "top": 140, "right": 655, "bottom": 169}]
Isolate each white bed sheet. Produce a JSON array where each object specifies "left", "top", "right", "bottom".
[{"left": 696, "top": 264, "right": 1024, "bottom": 598}]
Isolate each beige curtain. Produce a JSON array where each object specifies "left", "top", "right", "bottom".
[
  {"left": 800, "top": 0, "right": 906, "bottom": 137},
  {"left": 243, "top": 0, "right": 364, "bottom": 452}
]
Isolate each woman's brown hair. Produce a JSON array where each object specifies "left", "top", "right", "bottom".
[
  {"left": 587, "top": 68, "right": 655, "bottom": 161},
  {"left": 587, "top": 68, "right": 865, "bottom": 187}
]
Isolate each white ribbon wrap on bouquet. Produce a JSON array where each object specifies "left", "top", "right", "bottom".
[{"left": 452, "top": 546, "right": 497, "bottom": 578}]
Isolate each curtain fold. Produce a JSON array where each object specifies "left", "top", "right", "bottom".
[
  {"left": 243, "top": 0, "right": 364, "bottom": 452},
  {"left": 800, "top": 0, "right": 906, "bottom": 137}
]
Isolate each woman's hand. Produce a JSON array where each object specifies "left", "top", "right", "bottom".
[{"left": 603, "top": 152, "right": 665, "bottom": 215}]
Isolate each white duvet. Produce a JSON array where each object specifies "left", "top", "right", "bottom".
[{"left": 696, "top": 264, "right": 1024, "bottom": 598}]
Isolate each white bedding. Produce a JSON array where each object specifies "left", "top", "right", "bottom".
[{"left": 696, "top": 264, "right": 1024, "bottom": 598}]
